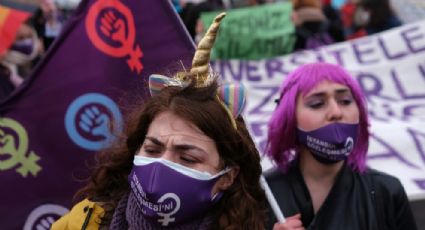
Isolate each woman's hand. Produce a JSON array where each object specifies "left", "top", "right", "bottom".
[{"left": 272, "top": 213, "right": 304, "bottom": 230}]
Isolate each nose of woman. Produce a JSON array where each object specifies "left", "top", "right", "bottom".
[{"left": 326, "top": 99, "right": 343, "bottom": 121}]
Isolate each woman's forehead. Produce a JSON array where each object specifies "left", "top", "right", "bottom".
[
  {"left": 147, "top": 111, "right": 213, "bottom": 143},
  {"left": 300, "top": 80, "right": 350, "bottom": 96}
]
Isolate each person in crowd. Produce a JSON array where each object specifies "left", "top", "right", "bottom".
[
  {"left": 320, "top": 0, "right": 345, "bottom": 41},
  {"left": 265, "top": 63, "right": 417, "bottom": 230},
  {"left": 52, "top": 13, "right": 266, "bottom": 229},
  {"left": 0, "top": 7, "right": 42, "bottom": 100},
  {"left": 0, "top": 62, "right": 15, "bottom": 101},
  {"left": 357, "top": 0, "right": 402, "bottom": 35},
  {"left": 340, "top": 0, "right": 368, "bottom": 39},
  {"left": 32, "top": 0, "right": 64, "bottom": 51},
  {"left": 291, "top": 0, "right": 344, "bottom": 50},
  {"left": 180, "top": 0, "right": 224, "bottom": 41},
  {"left": 2, "top": 22, "right": 42, "bottom": 79}
]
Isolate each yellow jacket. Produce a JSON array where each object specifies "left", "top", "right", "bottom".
[{"left": 51, "top": 199, "right": 105, "bottom": 230}]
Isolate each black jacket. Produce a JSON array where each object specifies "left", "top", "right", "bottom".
[
  {"left": 265, "top": 162, "right": 417, "bottom": 230},
  {"left": 0, "top": 64, "right": 15, "bottom": 101}
]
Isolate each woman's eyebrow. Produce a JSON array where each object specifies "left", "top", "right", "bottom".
[
  {"left": 144, "top": 136, "right": 164, "bottom": 147},
  {"left": 173, "top": 144, "right": 206, "bottom": 153},
  {"left": 335, "top": 88, "right": 350, "bottom": 94},
  {"left": 305, "top": 92, "right": 326, "bottom": 98},
  {"left": 306, "top": 88, "right": 350, "bottom": 98},
  {"left": 144, "top": 137, "right": 207, "bottom": 154}
]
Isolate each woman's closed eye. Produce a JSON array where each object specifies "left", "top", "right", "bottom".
[
  {"left": 142, "top": 146, "right": 163, "bottom": 156},
  {"left": 306, "top": 99, "right": 325, "bottom": 109},
  {"left": 338, "top": 96, "right": 354, "bottom": 106},
  {"left": 180, "top": 154, "right": 199, "bottom": 164},
  {"left": 176, "top": 147, "right": 203, "bottom": 165}
]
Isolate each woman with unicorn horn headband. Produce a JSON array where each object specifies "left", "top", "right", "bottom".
[{"left": 52, "top": 12, "right": 267, "bottom": 229}]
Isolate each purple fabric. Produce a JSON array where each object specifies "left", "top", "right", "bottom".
[
  {"left": 0, "top": 0, "right": 195, "bottom": 228},
  {"left": 297, "top": 123, "right": 358, "bottom": 163},
  {"left": 128, "top": 162, "right": 220, "bottom": 227},
  {"left": 110, "top": 192, "right": 214, "bottom": 230}
]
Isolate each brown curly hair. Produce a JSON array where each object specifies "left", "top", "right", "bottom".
[{"left": 76, "top": 76, "right": 266, "bottom": 229}]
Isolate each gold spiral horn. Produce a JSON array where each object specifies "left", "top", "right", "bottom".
[{"left": 190, "top": 12, "right": 226, "bottom": 87}]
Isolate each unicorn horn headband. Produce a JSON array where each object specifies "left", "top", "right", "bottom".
[
  {"left": 149, "top": 12, "right": 246, "bottom": 129},
  {"left": 189, "top": 12, "right": 226, "bottom": 86}
]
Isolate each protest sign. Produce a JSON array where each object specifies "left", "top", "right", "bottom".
[
  {"left": 213, "top": 20, "right": 425, "bottom": 199},
  {"left": 201, "top": 2, "right": 295, "bottom": 60}
]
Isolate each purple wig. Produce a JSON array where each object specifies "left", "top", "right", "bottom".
[{"left": 266, "top": 62, "right": 370, "bottom": 173}]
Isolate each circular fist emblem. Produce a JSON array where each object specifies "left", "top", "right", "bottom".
[
  {"left": 85, "top": 0, "right": 143, "bottom": 73},
  {"left": 65, "top": 93, "right": 123, "bottom": 150},
  {"left": 23, "top": 204, "right": 69, "bottom": 230},
  {"left": 0, "top": 118, "right": 41, "bottom": 177}
]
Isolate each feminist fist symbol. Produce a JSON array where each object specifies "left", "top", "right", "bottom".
[
  {"left": 79, "top": 106, "right": 112, "bottom": 140},
  {"left": 99, "top": 10, "right": 143, "bottom": 73},
  {"left": 0, "top": 124, "right": 41, "bottom": 177},
  {"left": 100, "top": 11, "right": 126, "bottom": 44},
  {"left": 85, "top": 0, "right": 143, "bottom": 74},
  {"left": 34, "top": 216, "right": 55, "bottom": 230}
]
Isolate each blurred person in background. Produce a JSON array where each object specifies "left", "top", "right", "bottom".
[
  {"left": 340, "top": 0, "right": 368, "bottom": 39},
  {"left": 357, "top": 0, "right": 402, "bottom": 35},
  {"left": 181, "top": 0, "right": 268, "bottom": 43},
  {"left": 0, "top": 6, "right": 42, "bottom": 100},
  {"left": 33, "top": 0, "right": 78, "bottom": 51},
  {"left": 2, "top": 22, "right": 43, "bottom": 79},
  {"left": 180, "top": 0, "right": 224, "bottom": 41},
  {"left": 0, "top": 55, "right": 15, "bottom": 100},
  {"left": 291, "top": 0, "right": 344, "bottom": 50},
  {"left": 320, "top": 0, "right": 345, "bottom": 42}
]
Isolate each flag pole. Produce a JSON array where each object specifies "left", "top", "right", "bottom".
[{"left": 260, "top": 175, "right": 286, "bottom": 223}]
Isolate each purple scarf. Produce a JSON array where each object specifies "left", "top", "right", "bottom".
[{"left": 109, "top": 192, "right": 214, "bottom": 230}]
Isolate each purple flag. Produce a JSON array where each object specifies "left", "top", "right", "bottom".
[{"left": 0, "top": 0, "right": 195, "bottom": 228}]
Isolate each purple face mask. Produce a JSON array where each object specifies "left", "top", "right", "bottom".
[
  {"left": 297, "top": 123, "right": 358, "bottom": 164},
  {"left": 10, "top": 38, "right": 34, "bottom": 55},
  {"left": 129, "top": 156, "right": 228, "bottom": 227}
]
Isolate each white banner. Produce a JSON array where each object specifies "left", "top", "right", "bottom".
[
  {"left": 391, "top": 0, "right": 425, "bottom": 23},
  {"left": 212, "top": 19, "right": 425, "bottom": 200}
]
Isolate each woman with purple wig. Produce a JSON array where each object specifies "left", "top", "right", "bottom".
[{"left": 265, "top": 63, "right": 417, "bottom": 230}]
